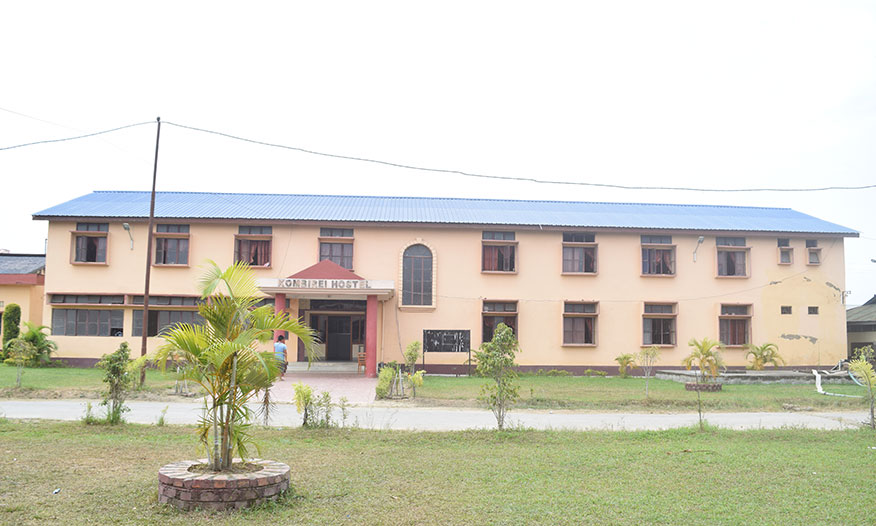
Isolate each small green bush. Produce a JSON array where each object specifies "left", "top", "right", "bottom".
[
  {"left": 582, "top": 368, "right": 608, "bottom": 377},
  {"left": 1, "top": 304, "right": 21, "bottom": 359},
  {"left": 404, "top": 341, "right": 421, "bottom": 374},
  {"left": 96, "top": 342, "right": 135, "bottom": 425},
  {"left": 376, "top": 366, "right": 396, "bottom": 399}
]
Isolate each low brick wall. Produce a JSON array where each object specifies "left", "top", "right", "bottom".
[{"left": 158, "top": 459, "right": 290, "bottom": 511}]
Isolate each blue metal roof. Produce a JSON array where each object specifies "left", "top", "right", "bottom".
[{"left": 33, "top": 191, "right": 858, "bottom": 235}]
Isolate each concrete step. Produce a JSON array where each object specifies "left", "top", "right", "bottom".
[{"left": 286, "top": 361, "right": 360, "bottom": 373}]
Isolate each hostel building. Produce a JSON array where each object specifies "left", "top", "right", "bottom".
[{"left": 33, "top": 191, "right": 857, "bottom": 376}]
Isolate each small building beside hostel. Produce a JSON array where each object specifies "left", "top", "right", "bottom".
[
  {"left": 33, "top": 191, "right": 857, "bottom": 375},
  {"left": 0, "top": 253, "right": 46, "bottom": 335},
  {"left": 847, "top": 295, "right": 876, "bottom": 359}
]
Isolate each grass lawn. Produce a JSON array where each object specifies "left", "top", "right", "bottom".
[
  {"left": 0, "top": 420, "right": 873, "bottom": 525},
  {"left": 0, "top": 365, "right": 189, "bottom": 399},
  {"left": 416, "top": 375, "right": 870, "bottom": 412}
]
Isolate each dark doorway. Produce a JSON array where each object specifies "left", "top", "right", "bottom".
[{"left": 310, "top": 313, "right": 366, "bottom": 362}]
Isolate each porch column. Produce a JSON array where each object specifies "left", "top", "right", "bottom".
[
  {"left": 366, "top": 294, "right": 378, "bottom": 378},
  {"left": 273, "top": 293, "right": 286, "bottom": 343}
]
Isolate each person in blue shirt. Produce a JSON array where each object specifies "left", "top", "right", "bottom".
[{"left": 274, "top": 335, "right": 288, "bottom": 377}]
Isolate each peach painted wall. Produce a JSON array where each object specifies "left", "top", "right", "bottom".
[
  {"left": 42, "top": 219, "right": 849, "bottom": 367},
  {"left": 0, "top": 283, "right": 45, "bottom": 330}
]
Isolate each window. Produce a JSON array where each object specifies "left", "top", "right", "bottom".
[
  {"left": 155, "top": 224, "right": 190, "bottom": 266},
  {"left": 423, "top": 330, "right": 471, "bottom": 353},
  {"left": 563, "top": 302, "right": 597, "bottom": 345},
  {"left": 132, "top": 310, "right": 203, "bottom": 337},
  {"left": 808, "top": 306, "right": 819, "bottom": 315},
  {"left": 235, "top": 226, "right": 272, "bottom": 267},
  {"left": 562, "top": 232, "right": 597, "bottom": 274},
  {"left": 641, "top": 235, "right": 675, "bottom": 275},
  {"left": 777, "top": 238, "right": 793, "bottom": 265},
  {"left": 131, "top": 295, "right": 200, "bottom": 306},
  {"left": 402, "top": 244, "right": 433, "bottom": 306},
  {"left": 482, "top": 231, "right": 517, "bottom": 272},
  {"left": 51, "top": 309, "right": 123, "bottom": 336},
  {"left": 319, "top": 227, "right": 354, "bottom": 269},
  {"left": 716, "top": 237, "right": 748, "bottom": 277},
  {"left": 73, "top": 223, "right": 109, "bottom": 263},
  {"left": 719, "top": 304, "right": 751, "bottom": 346},
  {"left": 781, "top": 306, "right": 792, "bottom": 315},
  {"left": 806, "top": 240, "right": 821, "bottom": 265},
  {"left": 50, "top": 294, "right": 124, "bottom": 304},
  {"left": 643, "top": 303, "right": 676, "bottom": 346},
  {"left": 483, "top": 301, "right": 517, "bottom": 342}
]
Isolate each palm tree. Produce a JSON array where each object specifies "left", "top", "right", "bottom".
[
  {"left": 745, "top": 342, "right": 784, "bottom": 370},
  {"left": 682, "top": 337, "right": 725, "bottom": 384},
  {"left": 18, "top": 322, "right": 57, "bottom": 366},
  {"left": 683, "top": 337, "right": 725, "bottom": 431},
  {"left": 153, "top": 261, "right": 316, "bottom": 471}
]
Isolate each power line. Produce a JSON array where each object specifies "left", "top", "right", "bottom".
[
  {"left": 0, "top": 121, "right": 154, "bottom": 151},
  {"left": 163, "top": 121, "right": 876, "bottom": 193},
  {"left": 3, "top": 117, "right": 875, "bottom": 193}
]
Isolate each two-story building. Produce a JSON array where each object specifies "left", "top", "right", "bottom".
[{"left": 33, "top": 191, "right": 857, "bottom": 375}]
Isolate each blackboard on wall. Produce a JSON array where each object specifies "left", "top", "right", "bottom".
[{"left": 423, "top": 330, "right": 470, "bottom": 353}]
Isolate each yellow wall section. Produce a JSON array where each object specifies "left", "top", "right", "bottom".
[{"left": 43, "top": 220, "right": 849, "bottom": 367}]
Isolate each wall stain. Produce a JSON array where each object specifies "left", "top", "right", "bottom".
[{"left": 781, "top": 333, "right": 818, "bottom": 344}]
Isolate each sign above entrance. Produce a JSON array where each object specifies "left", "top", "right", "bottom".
[
  {"left": 272, "top": 278, "right": 393, "bottom": 290},
  {"left": 256, "top": 278, "right": 395, "bottom": 300},
  {"left": 279, "top": 278, "right": 371, "bottom": 290}
]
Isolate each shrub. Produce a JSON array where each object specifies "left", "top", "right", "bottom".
[
  {"left": 376, "top": 366, "right": 396, "bottom": 399},
  {"left": 404, "top": 341, "right": 421, "bottom": 374},
  {"left": 292, "top": 382, "right": 314, "bottom": 426},
  {"left": 615, "top": 353, "right": 636, "bottom": 378},
  {"left": 849, "top": 345, "right": 875, "bottom": 429},
  {"left": 746, "top": 342, "right": 784, "bottom": 370},
  {"left": 1, "top": 303, "right": 21, "bottom": 359},
  {"left": 96, "top": 342, "right": 135, "bottom": 425},
  {"left": 582, "top": 368, "right": 607, "bottom": 377},
  {"left": 16, "top": 322, "right": 57, "bottom": 366},
  {"left": 6, "top": 338, "right": 37, "bottom": 388}
]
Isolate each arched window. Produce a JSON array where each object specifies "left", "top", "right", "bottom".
[{"left": 402, "top": 244, "right": 433, "bottom": 306}]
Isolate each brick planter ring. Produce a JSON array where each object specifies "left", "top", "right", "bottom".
[
  {"left": 158, "top": 459, "right": 290, "bottom": 511},
  {"left": 685, "top": 382, "right": 723, "bottom": 392}
]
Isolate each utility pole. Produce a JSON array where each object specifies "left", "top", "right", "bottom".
[{"left": 139, "top": 117, "right": 161, "bottom": 387}]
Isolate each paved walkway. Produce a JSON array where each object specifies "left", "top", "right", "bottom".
[{"left": 0, "top": 399, "right": 867, "bottom": 431}]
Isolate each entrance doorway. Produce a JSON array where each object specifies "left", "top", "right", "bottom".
[{"left": 310, "top": 314, "right": 365, "bottom": 361}]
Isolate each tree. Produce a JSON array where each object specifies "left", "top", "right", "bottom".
[
  {"left": 96, "top": 342, "right": 135, "bottom": 424},
  {"left": 849, "top": 345, "right": 875, "bottom": 429},
  {"left": 637, "top": 346, "right": 661, "bottom": 398},
  {"left": 16, "top": 322, "right": 57, "bottom": 366},
  {"left": 683, "top": 337, "right": 725, "bottom": 431},
  {"left": 745, "top": 342, "right": 784, "bottom": 370},
  {"left": 1, "top": 303, "right": 21, "bottom": 358},
  {"left": 474, "top": 323, "right": 520, "bottom": 430},
  {"left": 152, "top": 261, "right": 316, "bottom": 471},
  {"left": 615, "top": 353, "right": 636, "bottom": 378}
]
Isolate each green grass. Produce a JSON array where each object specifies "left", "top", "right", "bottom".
[
  {"left": 416, "top": 375, "right": 870, "bottom": 412},
  {"left": 0, "top": 365, "right": 187, "bottom": 399},
  {"left": 0, "top": 420, "right": 873, "bottom": 525}
]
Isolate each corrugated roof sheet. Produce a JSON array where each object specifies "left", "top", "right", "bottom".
[
  {"left": 32, "top": 191, "right": 858, "bottom": 235},
  {"left": 847, "top": 304, "right": 876, "bottom": 324},
  {"left": 0, "top": 254, "right": 46, "bottom": 274}
]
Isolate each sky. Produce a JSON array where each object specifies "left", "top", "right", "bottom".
[{"left": 1, "top": 1, "right": 874, "bottom": 306}]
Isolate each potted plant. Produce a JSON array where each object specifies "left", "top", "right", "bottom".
[{"left": 151, "top": 261, "right": 316, "bottom": 510}]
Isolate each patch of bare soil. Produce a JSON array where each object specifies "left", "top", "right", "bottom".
[
  {"left": 187, "top": 462, "right": 263, "bottom": 474},
  {"left": 0, "top": 387, "right": 202, "bottom": 402}
]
